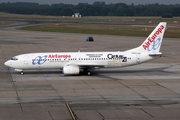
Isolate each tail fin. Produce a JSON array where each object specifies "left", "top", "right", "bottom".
[{"left": 126, "top": 22, "right": 167, "bottom": 54}]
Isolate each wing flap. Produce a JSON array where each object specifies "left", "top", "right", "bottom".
[{"left": 69, "top": 63, "right": 105, "bottom": 68}]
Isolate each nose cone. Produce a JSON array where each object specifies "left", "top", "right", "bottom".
[{"left": 4, "top": 60, "right": 11, "bottom": 67}]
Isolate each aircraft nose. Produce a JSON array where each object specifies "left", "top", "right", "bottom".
[{"left": 4, "top": 60, "right": 11, "bottom": 67}]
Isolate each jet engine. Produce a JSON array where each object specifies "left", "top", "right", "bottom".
[{"left": 63, "top": 65, "right": 80, "bottom": 75}]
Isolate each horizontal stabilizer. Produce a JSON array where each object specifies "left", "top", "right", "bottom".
[{"left": 149, "top": 52, "right": 162, "bottom": 56}]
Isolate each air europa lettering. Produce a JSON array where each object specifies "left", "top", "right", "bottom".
[
  {"left": 48, "top": 54, "right": 71, "bottom": 59},
  {"left": 143, "top": 25, "right": 164, "bottom": 50}
]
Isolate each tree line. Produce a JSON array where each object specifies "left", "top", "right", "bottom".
[{"left": 0, "top": 2, "right": 180, "bottom": 17}]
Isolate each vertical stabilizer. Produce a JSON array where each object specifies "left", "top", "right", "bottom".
[{"left": 126, "top": 22, "right": 167, "bottom": 54}]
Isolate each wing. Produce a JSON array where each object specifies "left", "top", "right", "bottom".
[{"left": 76, "top": 63, "right": 106, "bottom": 69}]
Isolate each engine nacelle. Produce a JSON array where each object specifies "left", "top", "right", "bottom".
[{"left": 63, "top": 65, "right": 80, "bottom": 75}]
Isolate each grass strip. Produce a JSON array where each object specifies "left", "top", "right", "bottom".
[{"left": 19, "top": 23, "right": 180, "bottom": 38}]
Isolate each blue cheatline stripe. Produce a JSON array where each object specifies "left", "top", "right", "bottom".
[
  {"left": 44, "top": 75, "right": 50, "bottom": 77},
  {"left": 0, "top": 68, "right": 14, "bottom": 71}
]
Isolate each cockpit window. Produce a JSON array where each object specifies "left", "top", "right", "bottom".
[{"left": 11, "top": 57, "right": 18, "bottom": 61}]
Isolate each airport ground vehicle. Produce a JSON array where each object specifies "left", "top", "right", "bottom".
[{"left": 86, "top": 37, "right": 94, "bottom": 41}]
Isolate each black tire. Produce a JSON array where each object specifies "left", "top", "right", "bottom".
[
  {"left": 87, "top": 71, "right": 91, "bottom": 76},
  {"left": 20, "top": 71, "right": 24, "bottom": 75}
]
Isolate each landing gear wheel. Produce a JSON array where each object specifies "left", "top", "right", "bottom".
[
  {"left": 87, "top": 71, "right": 91, "bottom": 76},
  {"left": 20, "top": 71, "right": 24, "bottom": 75}
]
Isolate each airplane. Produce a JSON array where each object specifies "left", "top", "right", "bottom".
[{"left": 4, "top": 22, "right": 166, "bottom": 75}]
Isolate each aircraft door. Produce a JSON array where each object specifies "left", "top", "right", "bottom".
[
  {"left": 24, "top": 55, "right": 29, "bottom": 65},
  {"left": 136, "top": 54, "right": 140, "bottom": 64}
]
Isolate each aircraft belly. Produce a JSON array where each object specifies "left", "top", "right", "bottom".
[
  {"left": 41, "top": 62, "right": 63, "bottom": 69},
  {"left": 29, "top": 61, "right": 64, "bottom": 69}
]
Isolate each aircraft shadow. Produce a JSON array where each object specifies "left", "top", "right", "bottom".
[
  {"left": 10, "top": 66, "right": 173, "bottom": 77},
  {"left": 94, "top": 66, "right": 172, "bottom": 74}
]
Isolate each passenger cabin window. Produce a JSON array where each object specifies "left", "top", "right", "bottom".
[{"left": 11, "top": 57, "right": 18, "bottom": 61}]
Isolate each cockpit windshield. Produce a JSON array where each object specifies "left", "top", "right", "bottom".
[{"left": 11, "top": 57, "right": 18, "bottom": 61}]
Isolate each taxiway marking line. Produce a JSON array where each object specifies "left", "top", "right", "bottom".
[{"left": 66, "top": 103, "right": 76, "bottom": 120}]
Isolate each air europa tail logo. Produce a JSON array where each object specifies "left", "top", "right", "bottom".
[
  {"left": 147, "top": 38, "right": 161, "bottom": 51},
  {"left": 143, "top": 25, "right": 164, "bottom": 50}
]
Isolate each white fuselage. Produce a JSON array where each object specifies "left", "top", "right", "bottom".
[{"left": 4, "top": 51, "right": 156, "bottom": 70}]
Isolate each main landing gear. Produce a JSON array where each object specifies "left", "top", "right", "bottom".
[
  {"left": 87, "top": 71, "right": 91, "bottom": 76},
  {"left": 20, "top": 71, "right": 24, "bottom": 75},
  {"left": 82, "top": 69, "right": 92, "bottom": 76}
]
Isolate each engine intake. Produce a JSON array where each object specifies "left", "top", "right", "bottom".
[{"left": 63, "top": 65, "right": 80, "bottom": 75}]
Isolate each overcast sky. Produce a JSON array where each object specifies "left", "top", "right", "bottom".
[{"left": 0, "top": 0, "right": 179, "bottom": 5}]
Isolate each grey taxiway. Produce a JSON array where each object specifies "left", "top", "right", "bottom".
[{"left": 0, "top": 20, "right": 180, "bottom": 120}]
